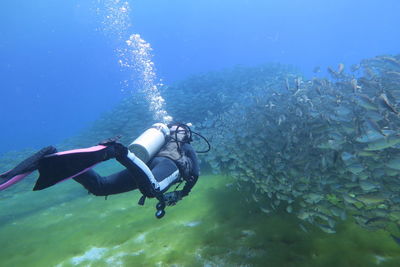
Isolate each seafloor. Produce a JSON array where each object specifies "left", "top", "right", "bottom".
[{"left": 1, "top": 162, "right": 400, "bottom": 267}]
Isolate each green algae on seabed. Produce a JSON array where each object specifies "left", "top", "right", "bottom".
[{"left": 1, "top": 164, "right": 400, "bottom": 266}]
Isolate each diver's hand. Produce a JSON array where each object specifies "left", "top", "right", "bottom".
[
  {"left": 163, "top": 191, "right": 182, "bottom": 206},
  {"left": 98, "top": 137, "right": 128, "bottom": 161}
]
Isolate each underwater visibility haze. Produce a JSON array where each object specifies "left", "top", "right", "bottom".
[{"left": 1, "top": 0, "right": 400, "bottom": 266}]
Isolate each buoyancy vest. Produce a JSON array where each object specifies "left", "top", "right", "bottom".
[{"left": 156, "top": 139, "right": 192, "bottom": 181}]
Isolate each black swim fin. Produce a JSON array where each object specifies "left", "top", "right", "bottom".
[
  {"left": 33, "top": 145, "right": 118, "bottom": 191},
  {"left": 0, "top": 146, "right": 57, "bottom": 191}
]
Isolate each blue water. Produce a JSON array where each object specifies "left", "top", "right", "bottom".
[{"left": 1, "top": 0, "right": 399, "bottom": 153}]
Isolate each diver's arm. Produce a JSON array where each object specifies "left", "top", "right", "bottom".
[
  {"left": 182, "top": 143, "right": 200, "bottom": 178},
  {"left": 180, "top": 143, "right": 200, "bottom": 197},
  {"left": 180, "top": 174, "right": 198, "bottom": 197}
]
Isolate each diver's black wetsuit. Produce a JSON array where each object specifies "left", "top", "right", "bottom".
[{"left": 73, "top": 143, "right": 199, "bottom": 197}]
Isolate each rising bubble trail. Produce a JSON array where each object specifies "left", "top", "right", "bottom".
[{"left": 96, "top": 0, "right": 172, "bottom": 123}]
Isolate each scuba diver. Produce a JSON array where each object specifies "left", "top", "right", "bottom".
[{"left": 0, "top": 122, "right": 208, "bottom": 218}]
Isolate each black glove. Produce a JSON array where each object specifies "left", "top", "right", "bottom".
[
  {"left": 98, "top": 137, "right": 128, "bottom": 160},
  {"left": 99, "top": 136, "right": 122, "bottom": 146},
  {"left": 163, "top": 191, "right": 182, "bottom": 206}
]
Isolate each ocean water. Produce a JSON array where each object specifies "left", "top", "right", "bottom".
[
  {"left": 1, "top": 0, "right": 399, "bottom": 152},
  {"left": 1, "top": 0, "right": 400, "bottom": 266}
]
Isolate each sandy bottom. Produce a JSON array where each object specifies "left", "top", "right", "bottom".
[{"left": 1, "top": 163, "right": 400, "bottom": 266}]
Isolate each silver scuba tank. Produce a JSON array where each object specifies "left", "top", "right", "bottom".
[{"left": 128, "top": 123, "right": 170, "bottom": 163}]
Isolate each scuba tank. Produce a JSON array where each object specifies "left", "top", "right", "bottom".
[{"left": 128, "top": 123, "right": 170, "bottom": 163}]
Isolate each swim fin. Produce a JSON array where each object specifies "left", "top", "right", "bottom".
[
  {"left": 0, "top": 146, "right": 57, "bottom": 191},
  {"left": 33, "top": 145, "right": 116, "bottom": 191}
]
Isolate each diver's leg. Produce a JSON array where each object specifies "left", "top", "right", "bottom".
[
  {"left": 73, "top": 169, "right": 138, "bottom": 196},
  {"left": 33, "top": 143, "right": 126, "bottom": 190}
]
